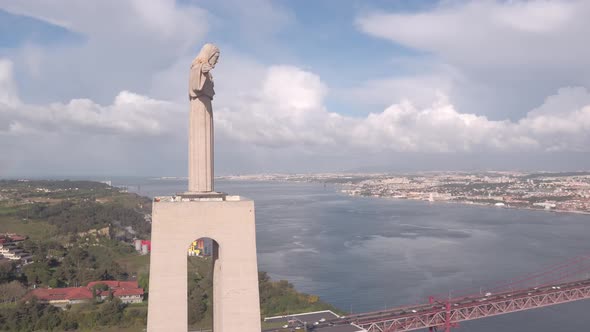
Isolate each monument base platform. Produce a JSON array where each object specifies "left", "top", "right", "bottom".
[
  {"left": 147, "top": 197, "right": 261, "bottom": 332},
  {"left": 176, "top": 191, "right": 227, "bottom": 200}
]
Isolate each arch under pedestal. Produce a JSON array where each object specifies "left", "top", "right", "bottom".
[{"left": 147, "top": 197, "right": 261, "bottom": 332}]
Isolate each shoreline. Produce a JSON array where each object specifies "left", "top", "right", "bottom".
[
  {"left": 342, "top": 192, "right": 590, "bottom": 216},
  {"left": 216, "top": 177, "right": 590, "bottom": 217}
]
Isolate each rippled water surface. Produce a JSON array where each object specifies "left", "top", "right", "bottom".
[{"left": 117, "top": 178, "right": 590, "bottom": 331}]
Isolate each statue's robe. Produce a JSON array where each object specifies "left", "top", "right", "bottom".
[{"left": 188, "top": 62, "right": 215, "bottom": 192}]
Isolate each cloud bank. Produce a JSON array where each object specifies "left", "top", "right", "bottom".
[
  {"left": 355, "top": 0, "right": 590, "bottom": 122},
  {"left": 356, "top": 0, "right": 590, "bottom": 68},
  {"left": 2, "top": 59, "right": 590, "bottom": 173},
  {"left": 217, "top": 66, "right": 590, "bottom": 153},
  {"left": 2, "top": 0, "right": 590, "bottom": 175},
  {"left": 0, "top": 0, "right": 208, "bottom": 104}
]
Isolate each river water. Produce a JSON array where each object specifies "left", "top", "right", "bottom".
[{"left": 115, "top": 178, "right": 590, "bottom": 331}]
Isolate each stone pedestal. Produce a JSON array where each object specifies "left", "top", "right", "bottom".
[{"left": 147, "top": 196, "right": 261, "bottom": 332}]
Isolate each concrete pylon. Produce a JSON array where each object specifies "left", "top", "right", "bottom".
[{"left": 146, "top": 196, "right": 261, "bottom": 331}]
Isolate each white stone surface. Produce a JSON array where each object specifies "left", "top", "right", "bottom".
[
  {"left": 188, "top": 95, "right": 214, "bottom": 192},
  {"left": 147, "top": 198, "right": 261, "bottom": 332},
  {"left": 148, "top": 43, "right": 260, "bottom": 332},
  {"left": 188, "top": 43, "right": 219, "bottom": 193}
]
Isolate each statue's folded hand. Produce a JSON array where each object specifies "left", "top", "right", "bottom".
[{"left": 201, "top": 63, "right": 213, "bottom": 73}]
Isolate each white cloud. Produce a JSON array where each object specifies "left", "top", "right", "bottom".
[
  {"left": 491, "top": 1, "right": 573, "bottom": 33},
  {"left": 356, "top": 0, "right": 590, "bottom": 68},
  {"left": 1, "top": 90, "right": 180, "bottom": 137},
  {"left": 0, "top": 49, "right": 590, "bottom": 174},
  {"left": 353, "top": 0, "right": 590, "bottom": 122},
  {"left": 0, "top": 0, "right": 208, "bottom": 104},
  {"left": 4, "top": 60, "right": 588, "bottom": 153},
  {"left": 0, "top": 60, "right": 19, "bottom": 107},
  {"left": 0, "top": 59, "right": 181, "bottom": 137},
  {"left": 342, "top": 73, "right": 454, "bottom": 110},
  {"left": 519, "top": 87, "right": 590, "bottom": 151},
  {"left": 217, "top": 66, "right": 590, "bottom": 154},
  {"left": 2, "top": 57, "right": 590, "bottom": 175},
  {"left": 0, "top": 57, "right": 187, "bottom": 176},
  {"left": 216, "top": 66, "right": 332, "bottom": 147},
  {"left": 0, "top": 0, "right": 207, "bottom": 44}
]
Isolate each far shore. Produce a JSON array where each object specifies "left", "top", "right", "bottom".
[
  {"left": 217, "top": 176, "right": 590, "bottom": 216},
  {"left": 343, "top": 192, "right": 590, "bottom": 216}
]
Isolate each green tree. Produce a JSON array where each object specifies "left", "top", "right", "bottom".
[
  {"left": 138, "top": 273, "right": 149, "bottom": 292},
  {"left": 0, "top": 281, "right": 27, "bottom": 303},
  {"left": 23, "top": 262, "right": 52, "bottom": 285},
  {"left": 0, "top": 261, "right": 17, "bottom": 283},
  {"left": 98, "top": 297, "right": 125, "bottom": 326}
]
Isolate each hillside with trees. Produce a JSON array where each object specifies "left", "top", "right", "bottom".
[{"left": 0, "top": 180, "right": 339, "bottom": 331}]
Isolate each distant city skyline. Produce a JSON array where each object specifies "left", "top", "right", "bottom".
[{"left": 2, "top": 0, "right": 590, "bottom": 177}]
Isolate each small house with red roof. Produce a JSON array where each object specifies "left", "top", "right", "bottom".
[
  {"left": 27, "top": 280, "right": 144, "bottom": 307},
  {"left": 87, "top": 280, "right": 144, "bottom": 304},
  {"left": 27, "top": 287, "right": 93, "bottom": 307}
]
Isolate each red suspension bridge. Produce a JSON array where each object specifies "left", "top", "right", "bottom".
[{"left": 317, "top": 254, "right": 590, "bottom": 332}]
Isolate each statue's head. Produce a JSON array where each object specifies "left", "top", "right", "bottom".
[
  {"left": 193, "top": 43, "right": 220, "bottom": 68},
  {"left": 209, "top": 52, "right": 220, "bottom": 66}
]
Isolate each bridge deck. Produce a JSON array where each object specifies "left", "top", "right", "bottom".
[{"left": 324, "top": 278, "right": 590, "bottom": 332}]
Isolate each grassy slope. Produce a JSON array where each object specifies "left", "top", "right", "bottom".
[
  {"left": 0, "top": 217, "right": 57, "bottom": 241},
  {"left": 116, "top": 254, "right": 150, "bottom": 277}
]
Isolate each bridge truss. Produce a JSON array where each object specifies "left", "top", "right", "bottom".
[{"left": 350, "top": 281, "right": 590, "bottom": 332}]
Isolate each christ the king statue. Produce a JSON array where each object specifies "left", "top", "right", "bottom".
[{"left": 188, "top": 43, "right": 220, "bottom": 193}]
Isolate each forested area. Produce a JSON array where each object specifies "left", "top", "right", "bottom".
[
  {"left": 0, "top": 180, "right": 115, "bottom": 201},
  {"left": 186, "top": 259, "right": 340, "bottom": 329},
  {"left": 0, "top": 262, "right": 336, "bottom": 331},
  {"left": 0, "top": 181, "right": 151, "bottom": 330},
  {"left": 188, "top": 257, "right": 212, "bottom": 327},
  {"left": 0, "top": 180, "right": 339, "bottom": 331},
  {"left": 258, "top": 272, "right": 341, "bottom": 317},
  {"left": 17, "top": 199, "right": 150, "bottom": 239},
  {"left": 20, "top": 239, "right": 132, "bottom": 288},
  {"left": 0, "top": 297, "right": 146, "bottom": 331}
]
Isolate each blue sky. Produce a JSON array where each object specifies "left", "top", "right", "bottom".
[
  {"left": 1, "top": 0, "right": 590, "bottom": 177},
  {"left": 1, "top": 1, "right": 430, "bottom": 115},
  {"left": 0, "top": 10, "right": 79, "bottom": 48}
]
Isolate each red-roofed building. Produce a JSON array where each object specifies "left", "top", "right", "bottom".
[
  {"left": 87, "top": 280, "right": 144, "bottom": 304},
  {"left": 87, "top": 280, "right": 139, "bottom": 289},
  {"left": 27, "top": 287, "right": 93, "bottom": 307},
  {"left": 7, "top": 234, "right": 27, "bottom": 242},
  {"left": 141, "top": 240, "right": 151, "bottom": 251},
  {"left": 26, "top": 280, "right": 144, "bottom": 307},
  {"left": 0, "top": 233, "right": 27, "bottom": 243}
]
